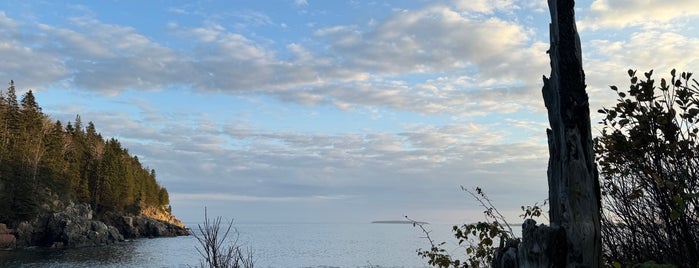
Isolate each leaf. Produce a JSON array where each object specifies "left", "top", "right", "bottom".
[
  {"left": 670, "top": 210, "right": 680, "bottom": 221},
  {"left": 628, "top": 69, "right": 635, "bottom": 77},
  {"left": 689, "top": 108, "right": 699, "bottom": 117},
  {"left": 619, "top": 118, "right": 630, "bottom": 127}
]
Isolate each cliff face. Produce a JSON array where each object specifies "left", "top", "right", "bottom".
[
  {"left": 0, "top": 202, "right": 187, "bottom": 250},
  {"left": 102, "top": 208, "right": 188, "bottom": 239},
  {"left": 139, "top": 206, "right": 186, "bottom": 229}
]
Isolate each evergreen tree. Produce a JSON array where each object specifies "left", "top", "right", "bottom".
[
  {"left": 41, "top": 120, "right": 70, "bottom": 192},
  {"left": 0, "top": 81, "right": 175, "bottom": 223},
  {"left": 19, "top": 90, "right": 47, "bottom": 184}
]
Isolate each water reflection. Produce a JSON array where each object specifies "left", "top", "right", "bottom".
[
  {"left": 1, "top": 241, "right": 135, "bottom": 267},
  {"left": 0, "top": 236, "right": 199, "bottom": 268}
]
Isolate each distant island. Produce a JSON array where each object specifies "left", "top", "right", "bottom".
[{"left": 372, "top": 220, "right": 429, "bottom": 225}]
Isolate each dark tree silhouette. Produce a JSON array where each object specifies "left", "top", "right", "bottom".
[{"left": 596, "top": 69, "right": 699, "bottom": 267}]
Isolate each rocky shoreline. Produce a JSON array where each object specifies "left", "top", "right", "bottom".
[{"left": 0, "top": 203, "right": 188, "bottom": 249}]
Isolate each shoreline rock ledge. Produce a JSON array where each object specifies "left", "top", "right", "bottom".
[
  {"left": 0, "top": 223, "right": 16, "bottom": 249},
  {"left": 1, "top": 202, "right": 188, "bottom": 250}
]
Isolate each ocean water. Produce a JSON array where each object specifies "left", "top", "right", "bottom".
[{"left": 0, "top": 223, "right": 460, "bottom": 268}]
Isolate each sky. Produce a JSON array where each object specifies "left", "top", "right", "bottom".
[{"left": 0, "top": 0, "right": 698, "bottom": 224}]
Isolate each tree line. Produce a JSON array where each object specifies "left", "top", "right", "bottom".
[{"left": 0, "top": 81, "right": 170, "bottom": 223}]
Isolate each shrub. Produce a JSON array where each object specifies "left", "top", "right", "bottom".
[
  {"left": 193, "top": 208, "right": 254, "bottom": 268},
  {"left": 595, "top": 69, "right": 699, "bottom": 267}
]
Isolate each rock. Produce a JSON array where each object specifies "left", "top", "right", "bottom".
[
  {"left": 14, "top": 220, "right": 41, "bottom": 248},
  {"left": 0, "top": 223, "right": 11, "bottom": 234},
  {"left": 50, "top": 241, "right": 64, "bottom": 249},
  {"left": 107, "top": 225, "right": 124, "bottom": 242},
  {"left": 44, "top": 203, "right": 124, "bottom": 248},
  {"left": 0, "top": 234, "right": 16, "bottom": 249},
  {"left": 100, "top": 212, "right": 188, "bottom": 239},
  {"left": 146, "top": 219, "right": 168, "bottom": 237},
  {"left": 7, "top": 203, "right": 185, "bottom": 249},
  {"left": 132, "top": 215, "right": 186, "bottom": 237}
]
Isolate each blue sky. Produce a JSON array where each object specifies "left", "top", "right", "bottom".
[{"left": 1, "top": 0, "right": 698, "bottom": 224}]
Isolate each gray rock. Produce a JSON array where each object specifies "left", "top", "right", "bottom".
[
  {"left": 100, "top": 212, "right": 187, "bottom": 239},
  {"left": 10, "top": 203, "right": 185, "bottom": 248},
  {"left": 44, "top": 203, "right": 124, "bottom": 248}
]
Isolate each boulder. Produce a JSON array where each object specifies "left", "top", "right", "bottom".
[
  {"left": 0, "top": 223, "right": 10, "bottom": 234},
  {"left": 14, "top": 220, "right": 41, "bottom": 247},
  {"left": 104, "top": 213, "right": 187, "bottom": 238},
  {"left": 44, "top": 203, "right": 124, "bottom": 248},
  {"left": 0, "top": 234, "right": 15, "bottom": 249},
  {"left": 8, "top": 203, "right": 186, "bottom": 248}
]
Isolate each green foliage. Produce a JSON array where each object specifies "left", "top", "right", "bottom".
[
  {"left": 415, "top": 187, "right": 545, "bottom": 268},
  {"left": 520, "top": 199, "right": 547, "bottom": 221},
  {"left": 595, "top": 69, "right": 699, "bottom": 267},
  {"left": 636, "top": 261, "right": 677, "bottom": 268},
  {"left": 0, "top": 81, "right": 173, "bottom": 224}
]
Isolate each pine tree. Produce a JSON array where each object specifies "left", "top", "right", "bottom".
[
  {"left": 19, "top": 90, "right": 47, "bottom": 185},
  {"left": 0, "top": 83, "right": 175, "bottom": 222}
]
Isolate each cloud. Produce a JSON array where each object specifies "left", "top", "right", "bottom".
[
  {"left": 56, "top": 95, "right": 546, "bottom": 203},
  {"left": 451, "top": 0, "right": 519, "bottom": 14},
  {"left": 0, "top": 12, "right": 68, "bottom": 89},
  {"left": 34, "top": 17, "right": 185, "bottom": 95},
  {"left": 583, "top": 30, "right": 699, "bottom": 114},
  {"left": 170, "top": 4, "right": 549, "bottom": 116},
  {"left": 1, "top": 3, "right": 560, "bottom": 223},
  {"left": 316, "top": 5, "right": 532, "bottom": 74},
  {"left": 580, "top": 0, "right": 699, "bottom": 30},
  {"left": 171, "top": 193, "right": 353, "bottom": 202},
  {"left": 294, "top": 0, "right": 308, "bottom": 7},
  {"left": 0, "top": 4, "right": 550, "bottom": 117}
]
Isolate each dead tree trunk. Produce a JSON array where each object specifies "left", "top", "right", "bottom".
[
  {"left": 540, "top": 0, "right": 602, "bottom": 266},
  {"left": 494, "top": 0, "right": 602, "bottom": 267}
]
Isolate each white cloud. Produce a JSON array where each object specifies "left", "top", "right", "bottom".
[
  {"left": 319, "top": 5, "right": 532, "bottom": 73},
  {"left": 0, "top": 4, "right": 550, "bottom": 117},
  {"left": 0, "top": 13, "right": 68, "bottom": 89},
  {"left": 33, "top": 18, "right": 185, "bottom": 95},
  {"left": 584, "top": 30, "right": 699, "bottom": 90},
  {"left": 581, "top": 0, "right": 699, "bottom": 30},
  {"left": 294, "top": 0, "right": 308, "bottom": 7},
  {"left": 451, "top": 0, "right": 519, "bottom": 14},
  {"left": 171, "top": 193, "right": 352, "bottom": 202}
]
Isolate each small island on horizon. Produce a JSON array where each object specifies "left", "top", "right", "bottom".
[{"left": 371, "top": 220, "right": 429, "bottom": 225}]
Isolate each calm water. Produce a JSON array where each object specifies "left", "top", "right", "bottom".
[{"left": 0, "top": 223, "right": 459, "bottom": 268}]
